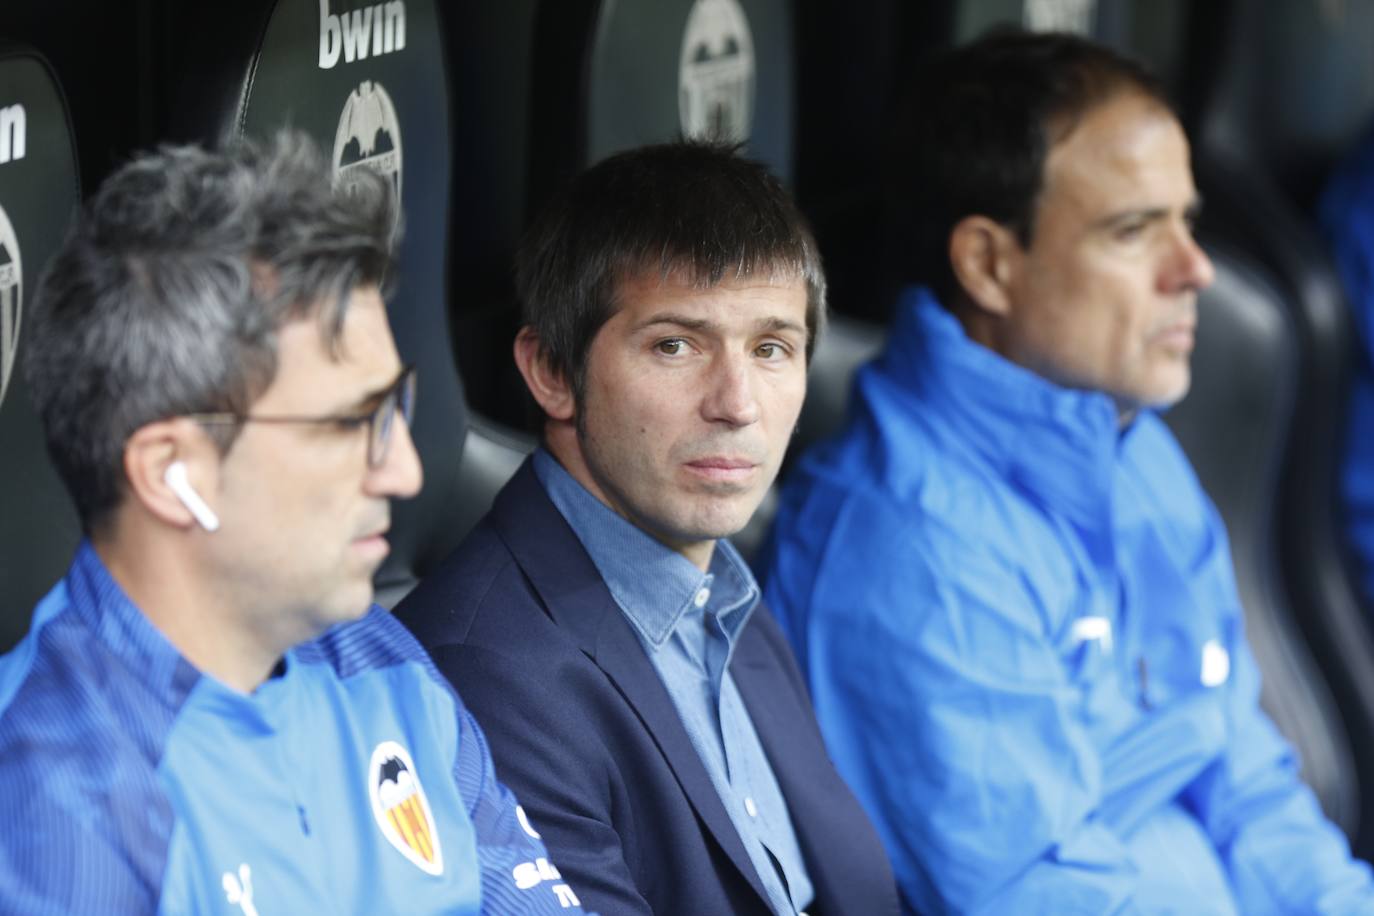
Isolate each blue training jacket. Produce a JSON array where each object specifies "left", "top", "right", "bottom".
[
  {"left": 758, "top": 288, "right": 1374, "bottom": 914},
  {"left": 0, "top": 542, "right": 586, "bottom": 914}
]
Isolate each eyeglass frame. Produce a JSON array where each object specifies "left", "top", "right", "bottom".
[{"left": 184, "top": 364, "right": 417, "bottom": 469}]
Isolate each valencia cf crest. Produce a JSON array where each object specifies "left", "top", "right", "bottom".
[
  {"left": 369, "top": 740, "right": 443, "bottom": 875},
  {"left": 333, "top": 80, "right": 402, "bottom": 215}
]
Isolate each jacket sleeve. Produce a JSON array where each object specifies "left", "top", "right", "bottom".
[
  {"left": 780, "top": 490, "right": 1142, "bottom": 914},
  {"left": 1181, "top": 503, "right": 1374, "bottom": 914},
  {"left": 448, "top": 676, "right": 597, "bottom": 914},
  {"left": 0, "top": 801, "right": 160, "bottom": 915},
  {"left": 436, "top": 642, "right": 653, "bottom": 916}
]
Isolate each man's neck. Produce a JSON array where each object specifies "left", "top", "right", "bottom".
[
  {"left": 542, "top": 428, "right": 718, "bottom": 572},
  {"left": 94, "top": 532, "right": 280, "bottom": 694}
]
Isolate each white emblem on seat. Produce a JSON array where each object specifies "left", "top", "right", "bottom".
[
  {"left": 333, "top": 80, "right": 403, "bottom": 224},
  {"left": 678, "top": 0, "right": 755, "bottom": 144},
  {"left": 0, "top": 202, "right": 22, "bottom": 410},
  {"left": 0, "top": 104, "right": 25, "bottom": 164},
  {"left": 1023, "top": 0, "right": 1097, "bottom": 35}
]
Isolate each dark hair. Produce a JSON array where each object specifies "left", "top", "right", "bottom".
[
  {"left": 515, "top": 140, "right": 826, "bottom": 400},
  {"left": 24, "top": 130, "right": 398, "bottom": 531},
  {"left": 885, "top": 28, "right": 1170, "bottom": 305}
]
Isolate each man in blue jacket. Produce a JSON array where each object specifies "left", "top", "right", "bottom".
[
  {"left": 395, "top": 141, "right": 898, "bottom": 916},
  {"left": 0, "top": 134, "right": 582, "bottom": 914},
  {"left": 759, "top": 30, "right": 1374, "bottom": 914}
]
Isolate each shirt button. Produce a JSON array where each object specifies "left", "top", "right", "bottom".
[
  {"left": 744, "top": 796, "right": 758, "bottom": 818},
  {"left": 694, "top": 587, "right": 710, "bottom": 608}
]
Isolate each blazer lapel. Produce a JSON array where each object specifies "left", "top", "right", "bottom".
[{"left": 489, "top": 461, "right": 774, "bottom": 909}]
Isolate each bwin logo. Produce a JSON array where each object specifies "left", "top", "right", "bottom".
[
  {"left": 678, "top": 0, "right": 755, "bottom": 145},
  {"left": 0, "top": 104, "right": 25, "bottom": 165},
  {"left": 0, "top": 202, "right": 22, "bottom": 410},
  {"left": 319, "top": 0, "right": 406, "bottom": 70}
]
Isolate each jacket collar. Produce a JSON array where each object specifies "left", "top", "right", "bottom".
[
  {"left": 487, "top": 460, "right": 775, "bottom": 909},
  {"left": 530, "top": 448, "right": 759, "bottom": 651},
  {"left": 65, "top": 541, "right": 202, "bottom": 713},
  {"left": 879, "top": 287, "right": 1144, "bottom": 532}
]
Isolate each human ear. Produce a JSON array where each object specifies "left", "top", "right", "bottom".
[
  {"left": 123, "top": 419, "right": 220, "bottom": 532},
  {"left": 948, "top": 215, "right": 1019, "bottom": 317},
  {"left": 512, "top": 326, "right": 576, "bottom": 422}
]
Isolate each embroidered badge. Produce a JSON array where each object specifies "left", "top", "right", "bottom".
[{"left": 369, "top": 740, "right": 444, "bottom": 875}]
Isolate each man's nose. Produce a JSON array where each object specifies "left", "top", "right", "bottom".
[
  {"left": 1167, "top": 225, "right": 1216, "bottom": 293},
  {"left": 701, "top": 352, "right": 761, "bottom": 428},
  {"left": 369, "top": 413, "right": 423, "bottom": 498}
]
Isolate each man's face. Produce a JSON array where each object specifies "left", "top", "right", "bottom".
[
  {"left": 208, "top": 285, "right": 422, "bottom": 646},
  {"left": 567, "top": 273, "right": 809, "bottom": 565},
  {"left": 999, "top": 91, "right": 1215, "bottom": 412}
]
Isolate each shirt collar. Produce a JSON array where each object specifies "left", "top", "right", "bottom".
[
  {"left": 65, "top": 540, "right": 201, "bottom": 711},
  {"left": 65, "top": 540, "right": 298, "bottom": 727},
  {"left": 533, "top": 448, "right": 760, "bottom": 648},
  {"left": 880, "top": 287, "right": 1151, "bottom": 529}
]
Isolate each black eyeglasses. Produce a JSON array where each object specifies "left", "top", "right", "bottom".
[{"left": 187, "top": 365, "right": 417, "bottom": 468}]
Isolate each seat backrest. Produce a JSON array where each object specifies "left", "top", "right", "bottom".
[
  {"left": 1166, "top": 0, "right": 1374, "bottom": 851},
  {"left": 0, "top": 44, "right": 82, "bottom": 652},
  {"left": 1167, "top": 239, "right": 1358, "bottom": 832},
  {"left": 161, "top": 0, "right": 482, "bottom": 606},
  {"left": 527, "top": 0, "right": 795, "bottom": 212},
  {"left": 1186, "top": 0, "right": 1374, "bottom": 211}
]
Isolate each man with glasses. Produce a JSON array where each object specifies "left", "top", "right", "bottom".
[{"left": 0, "top": 134, "right": 584, "bottom": 914}]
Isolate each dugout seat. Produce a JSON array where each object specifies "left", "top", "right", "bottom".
[
  {"left": 158, "top": 0, "right": 532, "bottom": 607},
  {"left": 1172, "top": 0, "right": 1374, "bottom": 851},
  {"left": 0, "top": 44, "right": 82, "bottom": 652}
]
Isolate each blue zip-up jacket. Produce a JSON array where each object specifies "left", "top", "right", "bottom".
[
  {"left": 758, "top": 288, "right": 1374, "bottom": 914},
  {"left": 0, "top": 542, "right": 587, "bottom": 914}
]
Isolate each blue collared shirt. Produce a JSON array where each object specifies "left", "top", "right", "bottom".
[{"left": 534, "top": 448, "right": 814, "bottom": 916}]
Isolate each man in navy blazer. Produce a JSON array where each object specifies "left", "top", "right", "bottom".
[{"left": 395, "top": 142, "right": 897, "bottom": 915}]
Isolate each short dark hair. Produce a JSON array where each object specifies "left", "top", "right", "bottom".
[
  {"left": 885, "top": 28, "right": 1170, "bottom": 305},
  {"left": 24, "top": 130, "right": 398, "bottom": 532},
  {"left": 515, "top": 140, "right": 826, "bottom": 400}
]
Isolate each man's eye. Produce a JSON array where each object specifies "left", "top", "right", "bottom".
[
  {"left": 334, "top": 414, "right": 372, "bottom": 431},
  {"left": 755, "top": 342, "right": 788, "bottom": 360},
  {"left": 656, "top": 339, "right": 688, "bottom": 356},
  {"left": 1115, "top": 221, "right": 1147, "bottom": 242}
]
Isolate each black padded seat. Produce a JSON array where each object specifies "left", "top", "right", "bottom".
[
  {"left": 1166, "top": 240, "right": 1357, "bottom": 831},
  {"left": 737, "top": 315, "right": 886, "bottom": 561},
  {"left": 1162, "top": 0, "right": 1374, "bottom": 850},
  {"left": 527, "top": 0, "right": 795, "bottom": 211},
  {"left": 160, "top": 0, "right": 532, "bottom": 608},
  {"left": 795, "top": 314, "right": 886, "bottom": 460},
  {"left": 0, "top": 44, "right": 81, "bottom": 652}
]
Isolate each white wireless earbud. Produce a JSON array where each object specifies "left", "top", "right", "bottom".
[{"left": 164, "top": 461, "right": 220, "bottom": 532}]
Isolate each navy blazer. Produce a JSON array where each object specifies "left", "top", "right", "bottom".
[{"left": 395, "top": 461, "right": 898, "bottom": 916}]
